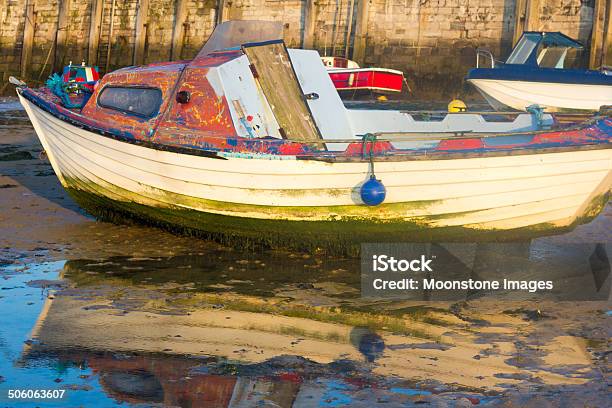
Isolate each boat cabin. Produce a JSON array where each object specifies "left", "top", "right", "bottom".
[
  {"left": 38, "top": 21, "right": 557, "bottom": 154},
  {"left": 505, "top": 32, "right": 583, "bottom": 69},
  {"left": 467, "top": 30, "right": 612, "bottom": 111},
  {"left": 477, "top": 32, "right": 586, "bottom": 70},
  {"left": 321, "top": 56, "right": 360, "bottom": 69}
]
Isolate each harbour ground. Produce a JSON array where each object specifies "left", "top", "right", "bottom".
[{"left": 0, "top": 98, "right": 610, "bottom": 407}]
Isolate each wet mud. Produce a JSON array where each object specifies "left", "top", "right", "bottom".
[{"left": 0, "top": 98, "right": 610, "bottom": 407}]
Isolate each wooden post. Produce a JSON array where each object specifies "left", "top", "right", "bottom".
[
  {"left": 302, "top": 0, "right": 316, "bottom": 49},
  {"left": 21, "top": 1, "right": 35, "bottom": 79},
  {"left": 53, "top": 0, "right": 71, "bottom": 71},
  {"left": 133, "top": 0, "right": 149, "bottom": 66},
  {"left": 352, "top": 0, "right": 369, "bottom": 65},
  {"left": 171, "top": 0, "right": 188, "bottom": 60},
  {"left": 105, "top": 0, "right": 116, "bottom": 73},
  {"left": 345, "top": 0, "right": 355, "bottom": 59},
  {"left": 217, "top": 0, "right": 229, "bottom": 25},
  {"left": 512, "top": 0, "right": 527, "bottom": 45},
  {"left": 331, "top": 1, "right": 340, "bottom": 56},
  {"left": 603, "top": 0, "right": 612, "bottom": 66},
  {"left": 590, "top": 0, "right": 606, "bottom": 68},
  {"left": 524, "top": 0, "right": 541, "bottom": 31},
  {"left": 87, "top": 0, "right": 104, "bottom": 65}
]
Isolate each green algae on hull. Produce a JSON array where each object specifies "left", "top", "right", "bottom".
[
  {"left": 61, "top": 179, "right": 610, "bottom": 255},
  {"left": 75, "top": 172, "right": 442, "bottom": 222}
]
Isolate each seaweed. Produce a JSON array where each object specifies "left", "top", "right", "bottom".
[
  {"left": 60, "top": 180, "right": 608, "bottom": 257},
  {"left": 0, "top": 151, "right": 34, "bottom": 161}
]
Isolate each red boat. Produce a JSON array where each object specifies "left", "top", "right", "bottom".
[{"left": 321, "top": 56, "right": 404, "bottom": 93}]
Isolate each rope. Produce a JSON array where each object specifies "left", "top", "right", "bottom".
[
  {"left": 526, "top": 104, "right": 544, "bottom": 129},
  {"left": 361, "top": 133, "right": 377, "bottom": 178},
  {"left": 45, "top": 73, "right": 92, "bottom": 109}
]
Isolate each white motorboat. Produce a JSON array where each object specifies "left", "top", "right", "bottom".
[{"left": 467, "top": 32, "right": 612, "bottom": 112}]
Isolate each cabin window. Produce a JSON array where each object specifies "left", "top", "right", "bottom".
[
  {"left": 98, "top": 86, "right": 162, "bottom": 118},
  {"left": 334, "top": 58, "right": 348, "bottom": 68},
  {"left": 562, "top": 48, "right": 584, "bottom": 69},
  {"left": 537, "top": 46, "right": 568, "bottom": 68},
  {"left": 506, "top": 33, "right": 540, "bottom": 64}
]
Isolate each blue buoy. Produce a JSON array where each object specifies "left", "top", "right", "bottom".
[{"left": 360, "top": 176, "right": 386, "bottom": 206}]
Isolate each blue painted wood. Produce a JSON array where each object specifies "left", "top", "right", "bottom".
[{"left": 467, "top": 66, "right": 612, "bottom": 86}]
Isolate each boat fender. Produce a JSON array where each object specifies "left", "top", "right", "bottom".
[
  {"left": 360, "top": 133, "right": 386, "bottom": 206},
  {"left": 448, "top": 99, "right": 467, "bottom": 113},
  {"left": 361, "top": 176, "right": 386, "bottom": 206}
]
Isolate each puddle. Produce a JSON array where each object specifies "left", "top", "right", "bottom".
[
  {"left": 0, "top": 261, "right": 123, "bottom": 407},
  {"left": 0, "top": 100, "right": 23, "bottom": 112},
  {"left": 0, "top": 250, "right": 608, "bottom": 406}
]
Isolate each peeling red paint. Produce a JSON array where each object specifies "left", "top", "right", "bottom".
[
  {"left": 81, "top": 62, "right": 186, "bottom": 139},
  {"left": 437, "top": 138, "right": 485, "bottom": 150},
  {"left": 154, "top": 66, "right": 238, "bottom": 148},
  {"left": 345, "top": 141, "right": 394, "bottom": 156}
]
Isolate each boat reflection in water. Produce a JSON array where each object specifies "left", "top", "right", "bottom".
[{"left": 21, "top": 241, "right": 610, "bottom": 406}]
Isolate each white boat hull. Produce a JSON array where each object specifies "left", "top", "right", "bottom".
[
  {"left": 20, "top": 94, "right": 612, "bottom": 247},
  {"left": 467, "top": 78, "right": 612, "bottom": 112}
]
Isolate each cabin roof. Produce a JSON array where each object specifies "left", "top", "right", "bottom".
[
  {"left": 99, "top": 50, "right": 243, "bottom": 82},
  {"left": 522, "top": 31, "right": 584, "bottom": 49},
  {"left": 193, "top": 20, "right": 282, "bottom": 61},
  {"left": 110, "top": 60, "right": 186, "bottom": 75}
]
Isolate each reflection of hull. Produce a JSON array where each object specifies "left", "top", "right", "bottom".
[
  {"left": 19, "top": 94, "right": 612, "bottom": 248},
  {"left": 328, "top": 68, "right": 404, "bottom": 93},
  {"left": 31, "top": 297, "right": 364, "bottom": 365},
  {"left": 467, "top": 78, "right": 612, "bottom": 111},
  {"left": 27, "top": 294, "right": 588, "bottom": 390}
]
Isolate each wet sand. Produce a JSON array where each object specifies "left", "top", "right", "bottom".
[{"left": 0, "top": 99, "right": 610, "bottom": 407}]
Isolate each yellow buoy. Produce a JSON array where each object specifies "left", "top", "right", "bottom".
[
  {"left": 448, "top": 99, "right": 467, "bottom": 113},
  {"left": 377, "top": 95, "right": 388, "bottom": 102}
]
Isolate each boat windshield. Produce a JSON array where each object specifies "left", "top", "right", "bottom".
[
  {"left": 506, "top": 33, "right": 540, "bottom": 64},
  {"left": 537, "top": 46, "right": 568, "bottom": 68},
  {"left": 196, "top": 20, "right": 283, "bottom": 59}
]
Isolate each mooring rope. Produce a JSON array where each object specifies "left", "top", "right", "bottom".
[{"left": 361, "top": 132, "right": 377, "bottom": 177}]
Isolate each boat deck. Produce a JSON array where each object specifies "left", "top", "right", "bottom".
[{"left": 19, "top": 87, "right": 612, "bottom": 163}]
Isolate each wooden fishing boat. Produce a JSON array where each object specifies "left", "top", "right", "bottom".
[
  {"left": 467, "top": 32, "right": 612, "bottom": 112},
  {"left": 322, "top": 56, "right": 405, "bottom": 93},
  {"left": 14, "top": 22, "right": 612, "bottom": 251}
]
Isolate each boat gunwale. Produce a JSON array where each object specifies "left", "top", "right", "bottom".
[
  {"left": 327, "top": 67, "right": 405, "bottom": 75},
  {"left": 18, "top": 87, "right": 612, "bottom": 163},
  {"left": 466, "top": 67, "right": 612, "bottom": 86}
]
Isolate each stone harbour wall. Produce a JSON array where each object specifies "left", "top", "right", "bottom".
[{"left": 0, "top": 0, "right": 609, "bottom": 97}]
